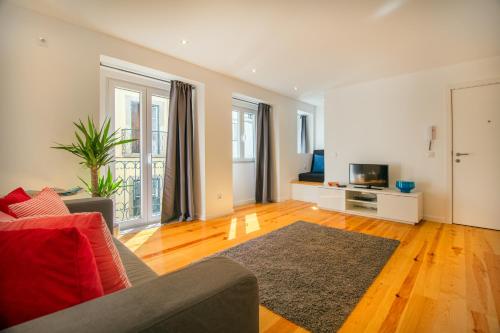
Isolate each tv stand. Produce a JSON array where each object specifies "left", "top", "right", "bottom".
[
  {"left": 353, "top": 185, "right": 383, "bottom": 190},
  {"left": 369, "top": 187, "right": 383, "bottom": 190},
  {"left": 317, "top": 186, "right": 423, "bottom": 224}
]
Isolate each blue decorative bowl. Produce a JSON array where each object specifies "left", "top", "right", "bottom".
[{"left": 396, "top": 181, "right": 415, "bottom": 193}]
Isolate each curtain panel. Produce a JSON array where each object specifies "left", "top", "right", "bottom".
[
  {"left": 161, "top": 81, "right": 195, "bottom": 222},
  {"left": 255, "top": 103, "right": 272, "bottom": 203},
  {"left": 300, "top": 114, "right": 310, "bottom": 154}
]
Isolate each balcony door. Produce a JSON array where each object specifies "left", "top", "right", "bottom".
[{"left": 107, "top": 79, "right": 169, "bottom": 230}]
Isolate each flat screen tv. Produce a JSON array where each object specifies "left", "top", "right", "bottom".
[{"left": 349, "top": 164, "right": 389, "bottom": 188}]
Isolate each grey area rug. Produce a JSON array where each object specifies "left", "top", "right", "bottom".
[{"left": 211, "top": 221, "right": 400, "bottom": 333}]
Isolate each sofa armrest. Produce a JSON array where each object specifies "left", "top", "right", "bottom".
[
  {"left": 64, "top": 197, "right": 113, "bottom": 233},
  {"left": 3, "top": 257, "right": 259, "bottom": 333}
]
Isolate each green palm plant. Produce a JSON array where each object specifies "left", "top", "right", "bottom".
[
  {"left": 80, "top": 168, "right": 123, "bottom": 198},
  {"left": 52, "top": 117, "right": 136, "bottom": 197}
]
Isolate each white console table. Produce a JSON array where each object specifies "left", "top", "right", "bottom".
[{"left": 291, "top": 182, "right": 423, "bottom": 224}]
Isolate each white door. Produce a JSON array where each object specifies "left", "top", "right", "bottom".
[
  {"left": 452, "top": 82, "right": 500, "bottom": 230},
  {"left": 107, "top": 79, "right": 169, "bottom": 230}
]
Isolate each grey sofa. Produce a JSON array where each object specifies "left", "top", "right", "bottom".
[{"left": 3, "top": 198, "right": 259, "bottom": 333}]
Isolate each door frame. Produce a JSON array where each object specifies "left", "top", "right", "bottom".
[
  {"left": 100, "top": 67, "right": 170, "bottom": 229},
  {"left": 446, "top": 77, "right": 500, "bottom": 224}
]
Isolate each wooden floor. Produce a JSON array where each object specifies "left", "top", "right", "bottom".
[{"left": 119, "top": 200, "right": 500, "bottom": 333}]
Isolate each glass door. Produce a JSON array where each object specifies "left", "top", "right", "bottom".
[
  {"left": 107, "top": 79, "right": 169, "bottom": 230},
  {"left": 148, "top": 90, "right": 169, "bottom": 221}
]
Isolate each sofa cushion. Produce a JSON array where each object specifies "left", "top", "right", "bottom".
[
  {"left": 65, "top": 198, "right": 114, "bottom": 233},
  {"left": 113, "top": 238, "right": 158, "bottom": 286},
  {"left": 0, "top": 187, "right": 31, "bottom": 217},
  {"left": 0, "top": 211, "right": 15, "bottom": 222},
  {"left": 9, "top": 187, "right": 70, "bottom": 217},
  {"left": 311, "top": 154, "right": 324, "bottom": 173},
  {"left": 298, "top": 172, "right": 324, "bottom": 183},
  {"left": 0, "top": 228, "right": 103, "bottom": 329},
  {"left": 0, "top": 213, "right": 131, "bottom": 295}
]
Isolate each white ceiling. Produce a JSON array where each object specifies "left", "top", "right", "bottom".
[{"left": 11, "top": 0, "right": 500, "bottom": 105}]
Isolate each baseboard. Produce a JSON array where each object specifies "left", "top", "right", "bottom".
[
  {"left": 423, "top": 215, "right": 448, "bottom": 223},
  {"left": 233, "top": 199, "right": 255, "bottom": 207},
  {"left": 202, "top": 207, "right": 235, "bottom": 221},
  {"left": 276, "top": 195, "right": 289, "bottom": 203},
  {"left": 195, "top": 214, "right": 206, "bottom": 221}
]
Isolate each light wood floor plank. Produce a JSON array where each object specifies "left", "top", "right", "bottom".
[{"left": 119, "top": 200, "right": 500, "bottom": 332}]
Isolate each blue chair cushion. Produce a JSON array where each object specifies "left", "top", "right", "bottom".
[{"left": 311, "top": 154, "right": 324, "bottom": 173}]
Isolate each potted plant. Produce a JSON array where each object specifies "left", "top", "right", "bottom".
[{"left": 52, "top": 117, "right": 136, "bottom": 198}]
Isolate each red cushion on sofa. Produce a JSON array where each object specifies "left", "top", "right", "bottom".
[
  {"left": 8, "top": 187, "right": 70, "bottom": 218},
  {"left": 0, "top": 228, "right": 104, "bottom": 329},
  {"left": 0, "top": 213, "right": 131, "bottom": 294},
  {"left": 0, "top": 211, "right": 15, "bottom": 223},
  {"left": 0, "top": 187, "right": 31, "bottom": 217}
]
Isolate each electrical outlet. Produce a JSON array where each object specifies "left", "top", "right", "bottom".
[{"left": 217, "top": 193, "right": 222, "bottom": 200}]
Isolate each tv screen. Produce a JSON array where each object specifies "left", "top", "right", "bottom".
[{"left": 349, "top": 164, "right": 389, "bottom": 188}]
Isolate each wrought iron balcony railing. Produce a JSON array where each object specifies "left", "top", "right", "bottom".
[{"left": 113, "top": 158, "right": 166, "bottom": 222}]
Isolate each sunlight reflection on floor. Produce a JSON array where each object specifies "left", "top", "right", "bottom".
[
  {"left": 245, "top": 213, "right": 260, "bottom": 234},
  {"left": 121, "top": 227, "right": 160, "bottom": 251},
  {"left": 227, "top": 213, "right": 261, "bottom": 240},
  {"left": 228, "top": 217, "right": 238, "bottom": 240}
]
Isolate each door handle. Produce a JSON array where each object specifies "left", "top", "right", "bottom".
[{"left": 456, "top": 152, "right": 470, "bottom": 157}]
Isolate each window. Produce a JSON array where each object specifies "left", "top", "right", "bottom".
[
  {"left": 151, "top": 96, "right": 168, "bottom": 157},
  {"left": 297, "top": 111, "right": 313, "bottom": 154},
  {"left": 121, "top": 98, "right": 140, "bottom": 156},
  {"left": 232, "top": 106, "right": 256, "bottom": 161},
  {"left": 151, "top": 176, "right": 162, "bottom": 215},
  {"left": 132, "top": 178, "right": 141, "bottom": 217},
  {"left": 107, "top": 79, "right": 169, "bottom": 230}
]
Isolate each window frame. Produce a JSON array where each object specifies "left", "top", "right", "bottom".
[{"left": 232, "top": 105, "right": 257, "bottom": 163}]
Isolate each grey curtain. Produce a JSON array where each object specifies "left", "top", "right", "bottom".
[
  {"left": 161, "top": 81, "right": 195, "bottom": 222},
  {"left": 255, "top": 103, "right": 272, "bottom": 203},
  {"left": 300, "top": 115, "right": 310, "bottom": 154}
]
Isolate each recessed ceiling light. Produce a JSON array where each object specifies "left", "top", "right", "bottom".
[
  {"left": 294, "top": 86, "right": 298, "bottom": 91},
  {"left": 251, "top": 68, "right": 257, "bottom": 73},
  {"left": 181, "top": 39, "right": 188, "bottom": 45}
]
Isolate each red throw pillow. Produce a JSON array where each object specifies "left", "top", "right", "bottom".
[
  {"left": 0, "top": 187, "right": 31, "bottom": 217},
  {"left": 8, "top": 187, "right": 70, "bottom": 218},
  {"left": 0, "top": 228, "right": 104, "bottom": 329},
  {"left": 0, "top": 213, "right": 131, "bottom": 294}
]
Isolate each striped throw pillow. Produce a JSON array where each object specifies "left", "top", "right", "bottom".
[
  {"left": 9, "top": 187, "right": 70, "bottom": 218},
  {"left": 0, "top": 213, "right": 131, "bottom": 295}
]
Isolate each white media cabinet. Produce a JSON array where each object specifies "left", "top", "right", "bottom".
[{"left": 291, "top": 182, "right": 423, "bottom": 224}]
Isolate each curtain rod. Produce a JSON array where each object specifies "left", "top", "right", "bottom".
[
  {"left": 232, "top": 97, "right": 260, "bottom": 106},
  {"left": 100, "top": 63, "right": 196, "bottom": 90}
]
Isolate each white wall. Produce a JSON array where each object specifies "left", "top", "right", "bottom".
[
  {"left": 0, "top": 3, "right": 316, "bottom": 219},
  {"left": 324, "top": 56, "right": 500, "bottom": 222},
  {"left": 314, "top": 101, "right": 325, "bottom": 150}
]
